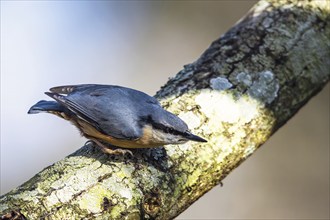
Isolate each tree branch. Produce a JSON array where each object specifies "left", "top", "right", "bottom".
[{"left": 1, "top": 0, "right": 329, "bottom": 219}]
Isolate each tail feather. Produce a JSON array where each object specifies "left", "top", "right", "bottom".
[{"left": 28, "top": 100, "right": 66, "bottom": 114}]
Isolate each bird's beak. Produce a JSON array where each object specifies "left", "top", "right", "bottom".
[{"left": 183, "top": 131, "right": 207, "bottom": 143}]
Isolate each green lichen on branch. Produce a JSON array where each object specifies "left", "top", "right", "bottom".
[{"left": 1, "top": 0, "right": 329, "bottom": 219}]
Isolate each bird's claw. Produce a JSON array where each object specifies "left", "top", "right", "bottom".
[
  {"left": 100, "top": 146, "right": 134, "bottom": 157},
  {"left": 84, "top": 140, "right": 94, "bottom": 147},
  {"left": 90, "top": 139, "right": 133, "bottom": 157}
]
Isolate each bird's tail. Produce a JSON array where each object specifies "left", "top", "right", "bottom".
[
  {"left": 28, "top": 100, "right": 71, "bottom": 120},
  {"left": 28, "top": 100, "right": 64, "bottom": 114}
]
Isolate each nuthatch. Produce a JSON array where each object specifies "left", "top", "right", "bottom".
[{"left": 28, "top": 84, "right": 207, "bottom": 154}]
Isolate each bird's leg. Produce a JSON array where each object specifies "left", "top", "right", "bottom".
[{"left": 90, "top": 139, "right": 133, "bottom": 156}]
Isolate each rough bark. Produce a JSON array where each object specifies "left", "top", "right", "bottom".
[{"left": 1, "top": 0, "right": 329, "bottom": 219}]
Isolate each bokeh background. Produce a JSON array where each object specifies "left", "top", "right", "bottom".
[{"left": 1, "top": 1, "right": 329, "bottom": 219}]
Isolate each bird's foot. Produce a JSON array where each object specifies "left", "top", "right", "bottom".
[
  {"left": 91, "top": 139, "right": 133, "bottom": 157},
  {"left": 101, "top": 147, "right": 133, "bottom": 156}
]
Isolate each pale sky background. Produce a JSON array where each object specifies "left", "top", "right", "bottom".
[{"left": 1, "top": 1, "right": 329, "bottom": 219}]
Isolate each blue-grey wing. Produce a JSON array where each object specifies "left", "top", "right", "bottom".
[{"left": 61, "top": 85, "right": 158, "bottom": 140}]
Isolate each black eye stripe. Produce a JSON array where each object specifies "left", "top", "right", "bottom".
[
  {"left": 141, "top": 115, "right": 185, "bottom": 136},
  {"left": 154, "top": 123, "right": 184, "bottom": 136},
  {"left": 167, "top": 127, "right": 174, "bottom": 133}
]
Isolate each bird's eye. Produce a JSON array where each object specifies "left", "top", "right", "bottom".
[{"left": 167, "top": 128, "right": 174, "bottom": 133}]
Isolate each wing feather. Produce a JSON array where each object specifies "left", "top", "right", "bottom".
[
  {"left": 45, "top": 92, "right": 102, "bottom": 131},
  {"left": 45, "top": 85, "right": 151, "bottom": 140}
]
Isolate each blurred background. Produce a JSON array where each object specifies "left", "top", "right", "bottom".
[{"left": 1, "top": 1, "right": 329, "bottom": 219}]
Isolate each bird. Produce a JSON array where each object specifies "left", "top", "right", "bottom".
[{"left": 28, "top": 84, "right": 207, "bottom": 155}]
